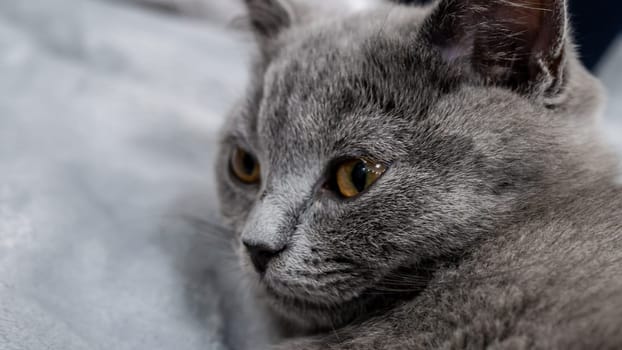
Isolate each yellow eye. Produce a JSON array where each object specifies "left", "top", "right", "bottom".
[
  {"left": 335, "top": 158, "right": 387, "bottom": 198},
  {"left": 230, "top": 147, "right": 260, "bottom": 184}
]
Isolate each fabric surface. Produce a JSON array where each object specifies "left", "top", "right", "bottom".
[
  {"left": 0, "top": 1, "right": 269, "bottom": 349},
  {"left": 0, "top": 0, "right": 620, "bottom": 349}
]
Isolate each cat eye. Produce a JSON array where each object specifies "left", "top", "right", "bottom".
[
  {"left": 333, "top": 158, "right": 387, "bottom": 198},
  {"left": 230, "top": 147, "right": 260, "bottom": 184}
]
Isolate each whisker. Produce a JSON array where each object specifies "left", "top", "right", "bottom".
[{"left": 181, "top": 214, "right": 235, "bottom": 236}]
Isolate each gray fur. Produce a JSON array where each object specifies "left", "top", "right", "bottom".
[{"left": 216, "top": 0, "right": 622, "bottom": 348}]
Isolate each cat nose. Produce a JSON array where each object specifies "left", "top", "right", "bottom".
[{"left": 243, "top": 240, "right": 283, "bottom": 273}]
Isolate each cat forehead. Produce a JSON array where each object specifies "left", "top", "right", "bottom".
[{"left": 235, "top": 8, "right": 449, "bottom": 160}]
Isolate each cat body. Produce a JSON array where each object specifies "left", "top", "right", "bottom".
[
  {"left": 216, "top": 0, "right": 622, "bottom": 348},
  {"left": 279, "top": 184, "right": 622, "bottom": 349}
]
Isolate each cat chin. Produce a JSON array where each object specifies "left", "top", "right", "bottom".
[
  {"left": 255, "top": 261, "right": 441, "bottom": 331},
  {"left": 261, "top": 281, "right": 373, "bottom": 331}
]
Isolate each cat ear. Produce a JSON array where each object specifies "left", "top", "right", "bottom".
[
  {"left": 243, "top": 0, "right": 299, "bottom": 39},
  {"left": 243, "top": 0, "right": 381, "bottom": 43},
  {"left": 421, "top": 0, "right": 568, "bottom": 97}
]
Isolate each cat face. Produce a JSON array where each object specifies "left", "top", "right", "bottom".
[{"left": 216, "top": 0, "right": 602, "bottom": 330}]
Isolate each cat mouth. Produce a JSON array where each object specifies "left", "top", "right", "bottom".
[
  {"left": 262, "top": 281, "right": 379, "bottom": 330},
  {"left": 263, "top": 281, "right": 373, "bottom": 312},
  {"left": 260, "top": 262, "right": 438, "bottom": 330}
]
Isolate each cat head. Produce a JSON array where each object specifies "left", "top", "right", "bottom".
[{"left": 216, "top": 0, "right": 606, "bottom": 330}]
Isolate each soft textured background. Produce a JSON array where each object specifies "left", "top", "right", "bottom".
[{"left": 0, "top": 0, "right": 620, "bottom": 349}]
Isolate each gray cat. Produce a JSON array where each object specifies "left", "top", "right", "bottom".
[{"left": 215, "top": 0, "right": 622, "bottom": 348}]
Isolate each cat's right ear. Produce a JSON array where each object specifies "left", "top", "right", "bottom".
[
  {"left": 243, "top": 0, "right": 381, "bottom": 55},
  {"left": 243, "top": 0, "right": 298, "bottom": 39}
]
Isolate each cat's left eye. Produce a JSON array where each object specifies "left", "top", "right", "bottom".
[{"left": 332, "top": 158, "right": 387, "bottom": 199}]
